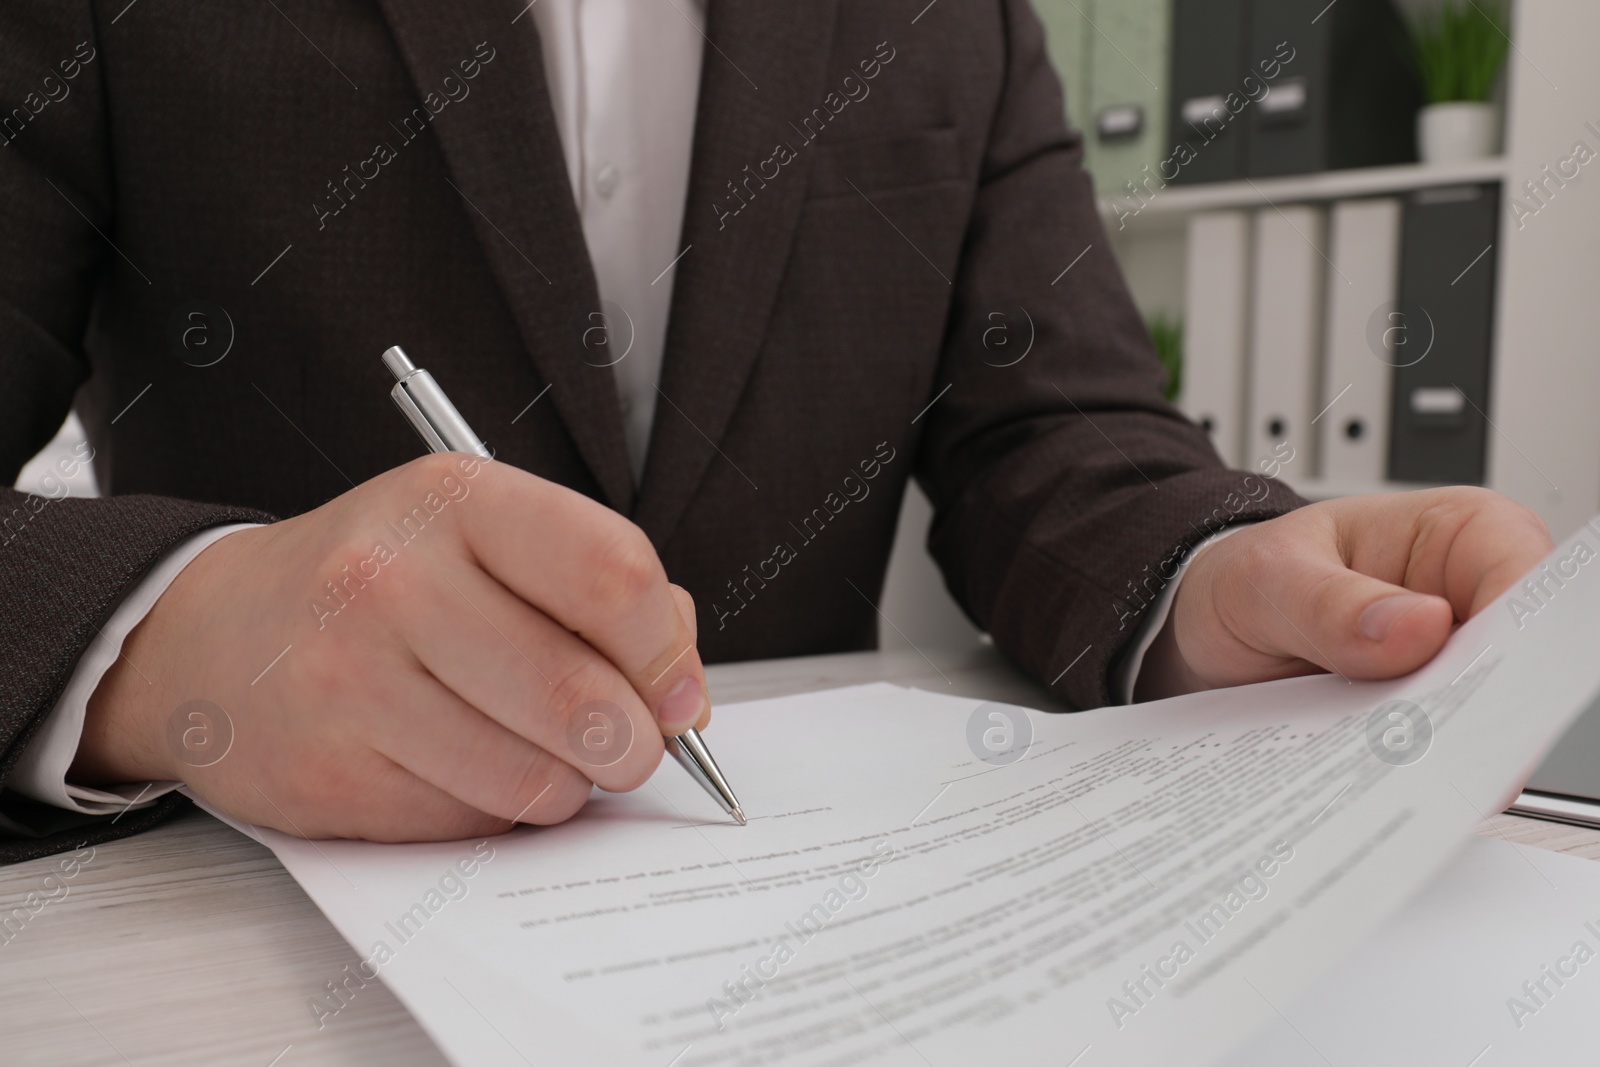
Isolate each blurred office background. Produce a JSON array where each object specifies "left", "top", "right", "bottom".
[
  {"left": 883, "top": 0, "right": 1600, "bottom": 655},
  {"left": 16, "top": 0, "right": 1600, "bottom": 659}
]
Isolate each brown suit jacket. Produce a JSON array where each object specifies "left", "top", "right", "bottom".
[{"left": 0, "top": 0, "right": 1306, "bottom": 863}]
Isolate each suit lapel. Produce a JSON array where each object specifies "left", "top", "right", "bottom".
[
  {"left": 633, "top": 1, "right": 842, "bottom": 545},
  {"left": 374, "top": 0, "right": 634, "bottom": 512}
]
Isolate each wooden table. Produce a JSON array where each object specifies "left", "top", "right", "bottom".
[{"left": 3, "top": 646, "right": 1596, "bottom": 1067}]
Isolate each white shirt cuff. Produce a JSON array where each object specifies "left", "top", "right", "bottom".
[
  {"left": 6, "top": 523, "right": 262, "bottom": 815},
  {"left": 1113, "top": 525, "right": 1253, "bottom": 704}
]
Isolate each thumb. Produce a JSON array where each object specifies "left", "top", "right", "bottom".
[{"left": 1286, "top": 564, "right": 1456, "bottom": 679}]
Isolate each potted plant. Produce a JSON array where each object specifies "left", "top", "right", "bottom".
[
  {"left": 1147, "top": 314, "right": 1182, "bottom": 403},
  {"left": 1410, "top": 1, "right": 1511, "bottom": 164}
]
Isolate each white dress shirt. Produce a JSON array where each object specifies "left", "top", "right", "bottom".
[
  {"left": 532, "top": 0, "right": 705, "bottom": 482},
  {"left": 5, "top": 1, "right": 1224, "bottom": 820}
]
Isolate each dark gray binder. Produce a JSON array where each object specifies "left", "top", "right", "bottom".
[
  {"left": 1245, "top": 0, "right": 1421, "bottom": 178},
  {"left": 1386, "top": 184, "right": 1500, "bottom": 485},
  {"left": 1167, "top": 0, "right": 1252, "bottom": 185}
]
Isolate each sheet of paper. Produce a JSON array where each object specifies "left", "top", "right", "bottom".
[
  {"left": 1225, "top": 837, "right": 1600, "bottom": 1066},
  {"left": 208, "top": 517, "right": 1600, "bottom": 1066}
]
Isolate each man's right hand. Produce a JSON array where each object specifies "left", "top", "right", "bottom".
[{"left": 71, "top": 454, "right": 711, "bottom": 841}]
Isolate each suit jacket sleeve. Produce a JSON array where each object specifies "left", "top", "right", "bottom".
[
  {"left": 917, "top": 0, "right": 1310, "bottom": 709},
  {"left": 0, "top": 3, "right": 273, "bottom": 864}
]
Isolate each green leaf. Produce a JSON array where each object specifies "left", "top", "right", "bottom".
[
  {"left": 1409, "top": 0, "right": 1510, "bottom": 104},
  {"left": 1147, "top": 313, "right": 1183, "bottom": 403}
]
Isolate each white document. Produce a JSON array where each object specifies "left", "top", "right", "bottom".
[
  {"left": 1181, "top": 210, "right": 1253, "bottom": 467},
  {"left": 1246, "top": 204, "right": 1327, "bottom": 472},
  {"left": 212, "top": 518, "right": 1600, "bottom": 1067},
  {"left": 1226, "top": 837, "right": 1600, "bottom": 1067},
  {"left": 1319, "top": 198, "right": 1402, "bottom": 487}
]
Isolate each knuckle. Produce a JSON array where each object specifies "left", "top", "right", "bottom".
[
  {"left": 1225, "top": 533, "right": 1282, "bottom": 585},
  {"left": 385, "top": 455, "right": 468, "bottom": 536},
  {"left": 1444, "top": 485, "right": 1499, "bottom": 520},
  {"left": 585, "top": 525, "right": 661, "bottom": 614},
  {"left": 545, "top": 654, "right": 617, "bottom": 728},
  {"left": 1499, "top": 495, "right": 1553, "bottom": 543},
  {"left": 400, "top": 451, "right": 463, "bottom": 488},
  {"left": 539, "top": 776, "right": 595, "bottom": 825},
  {"left": 305, "top": 526, "right": 399, "bottom": 625},
  {"left": 1427, "top": 486, "right": 1552, "bottom": 546},
  {"left": 1431, "top": 484, "right": 1494, "bottom": 516},
  {"left": 506, "top": 748, "right": 576, "bottom": 816},
  {"left": 512, "top": 755, "right": 594, "bottom": 825}
]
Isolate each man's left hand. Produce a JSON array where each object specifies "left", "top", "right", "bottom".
[{"left": 1135, "top": 487, "right": 1555, "bottom": 701}]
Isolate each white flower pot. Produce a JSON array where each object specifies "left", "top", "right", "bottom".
[{"left": 1417, "top": 102, "right": 1500, "bottom": 164}]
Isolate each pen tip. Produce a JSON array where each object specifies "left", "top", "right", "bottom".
[{"left": 733, "top": 806, "right": 748, "bottom": 826}]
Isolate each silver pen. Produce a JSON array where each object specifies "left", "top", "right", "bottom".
[{"left": 382, "top": 346, "right": 747, "bottom": 826}]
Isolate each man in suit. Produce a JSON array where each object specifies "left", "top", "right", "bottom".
[{"left": 0, "top": 0, "right": 1551, "bottom": 864}]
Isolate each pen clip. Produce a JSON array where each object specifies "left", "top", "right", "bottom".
[
  {"left": 389, "top": 380, "right": 451, "bottom": 454},
  {"left": 382, "top": 345, "right": 492, "bottom": 458}
]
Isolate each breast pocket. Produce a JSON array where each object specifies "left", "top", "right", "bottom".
[{"left": 802, "top": 127, "right": 964, "bottom": 202}]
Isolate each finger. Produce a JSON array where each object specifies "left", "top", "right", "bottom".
[
  {"left": 669, "top": 584, "right": 698, "bottom": 642},
  {"left": 667, "top": 584, "right": 711, "bottom": 730},
  {"left": 341, "top": 765, "right": 519, "bottom": 843},
  {"left": 1315, "top": 489, "right": 1549, "bottom": 615},
  {"left": 1283, "top": 561, "right": 1454, "bottom": 678},
  {"left": 457, "top": 461, "right": 709, "bottom": 734},
  {"left": 366, "top": 666, "right": 594, "bottom": 825},
  {"left": 395, "top": 560, "right": 664, "bottom": 792},
  {"left": 1230, "top": 524, "right": 1455, "bottom": 681},
  {"left": 241, "top": 747, "right": 515, "bottom": 842},
  {"left": 1174, "top": 489, "right": 1553, "bottom": 692}
]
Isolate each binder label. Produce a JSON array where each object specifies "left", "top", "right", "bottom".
[{"left": 1111, "top": 42, "right": 1298, "bottom": 229}]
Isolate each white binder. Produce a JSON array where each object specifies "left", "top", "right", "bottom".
[
  {"left": 1319, "top": 198, "right": 1402, "bottom": 486},
  {"left": 1246, "top": 204, "right": 1327, "bottom": 473},
  {"left": 1180, "top": 210, "right": 1253, "bottom": 467}
]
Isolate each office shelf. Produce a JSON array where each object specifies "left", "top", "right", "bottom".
[
  {"left": 1098, "top": 157, "right": 1510, "bottom": 227},
  {"left": 1101, "top": 0, "right": 1600, "bottom": 539},
  {"left": 1288, "top": 478, "right": 1448, "bottom": 503}
]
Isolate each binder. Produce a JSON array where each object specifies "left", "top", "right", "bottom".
[
  {"left": 1167, "top": 0, "right": 1252, "bottom": 185},
  {"left": 1246, "top": 204, "right": 1327, "bottom": 471},
  {"left": 1245, "top": 0, "right": 1421, "bottom": 178},
  {"left": 1387, "top": 184, "right": 1500, "bottom": 485},
  {"left": 1320, "top": 198, "right": 1403, "bottom": 485},
  {"left": 1082, "top": 0, "right": 1171, "bottom": 197},
  {"left": 1180, "top": 210, "right": 1253, "bottom": 466}
]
